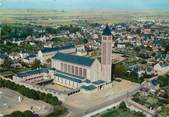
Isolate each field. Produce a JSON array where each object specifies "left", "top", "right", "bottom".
[
  {"left": 1, "top": 9, "right": 169, "bottom": 25},
  {"left": 0, "top": 88, "right": 53, "bottom": 116}
]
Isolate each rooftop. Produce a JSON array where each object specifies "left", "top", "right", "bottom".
[
  {"left": 16, "top": 68, "right": 49, "bottom": 78},
  {"left": 102, "top": 25, "right": 112, "bottom": 36},
  {"left": 25, "top": 54, "right": 36, "bottom": 59},
  {"left": 41, "top": 44, "right": 75, "bottom": 53},
  {"left": 54, "top": 72, "right": 83, "bottom": 83},
  {"left": 92, "top": 80, "right": 106, "bottom": 85},
  {"left": 151, "top": 79, "right": 158, "bottom": 86},
  {"left": 52, "top": 53, "right": 95, "bottom": 66},
  {"left": 0, "top": 54, "right": 7, "bottom": 59},
  {"left": 80, "top": 85, "right": 97, "bottom": 91}
]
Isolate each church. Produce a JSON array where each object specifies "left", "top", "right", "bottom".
[{"left": 51, "top": 25, "right": 113, "bottom": 91}]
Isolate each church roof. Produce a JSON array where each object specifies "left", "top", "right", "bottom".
[
  {"left": 102, "top": 25, "right": 112, "bottom": 36},
  {"left": 52, "top": 53, "right": 95, "bottom": 66}
]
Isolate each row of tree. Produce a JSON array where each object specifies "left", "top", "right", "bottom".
[
  {"left": 0, "top": 78, "right": 60, "bottom": 105},
  {"left": 5, "top": 111, "right": 34, "bottom": 117},
  {"left": 5, "top": 106, "right": 68, "bottom": 117},
  {"left": 158, "top": 75, "right": 169, "bottom": 87},
  {"left": 1, "top": 24, "right": 81, "bottom": 41}
]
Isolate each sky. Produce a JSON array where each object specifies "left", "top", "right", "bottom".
[{"left": 0, "top": 0, "right": 169, "bottom": 10}]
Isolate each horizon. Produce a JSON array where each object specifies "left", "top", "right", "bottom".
[{"left": 0, "top": 0, "right": 169, "bottom": 10}]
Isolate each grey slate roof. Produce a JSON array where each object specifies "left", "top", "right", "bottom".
[
  {"left": 41, "top": 44, "right": 75, "bottom": 53},
  {"left": 54, "top": 72, "right": 82, "bottom": 83},
  {"left": 92, "top": 80, "right": 106, "bottom": 85},
  {"left": 52, "top": 53, "right": 95, "bottom": 66},
  {"left": 80, "top": 85, "right": 97, "bottom": 91},
  {"left": 16, "top": 68, "right": 49, "bottom": 78}
]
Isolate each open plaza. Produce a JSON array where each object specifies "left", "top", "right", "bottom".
[{"left": 64, "top": 79, "right": 140, "bottom": 117}]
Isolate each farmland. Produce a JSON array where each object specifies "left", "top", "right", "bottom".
[{"left": 1, "top": 9, "right": 169, "bottom": 25}]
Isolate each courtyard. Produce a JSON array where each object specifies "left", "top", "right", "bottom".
[{"left": 44, "top": 83, "right": 73, "bottom": 93}]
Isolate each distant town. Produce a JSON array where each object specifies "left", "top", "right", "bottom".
[{"left": 0, "top": 9, "right": 169, "bottom": 117}]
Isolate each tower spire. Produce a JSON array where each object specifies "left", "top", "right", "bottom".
[
  {"left": 102, "top": 25, "right": 112, "bottom": 36},
  {"left": 101, "top": 25, "right": 112, "bottom": 83}
]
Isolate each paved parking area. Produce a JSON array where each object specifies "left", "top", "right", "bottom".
[{"left": 0, "top": 88, "right": 53, "bottom": 116}]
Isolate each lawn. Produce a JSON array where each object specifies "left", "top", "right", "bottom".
[
  {"left": 132, "top": 90, "right": 169, "bottom": 110},
  {"left": 94, "top": 102, "right": 145, "bottom": 117},
  {"left": 132, "top": 92, "right": 159, "bottom": 109},
  {"left": 99, "top": 109, "right": 144, "bottom": 117},
  {"left": 160, "top": 104, "right": 169, "bottom": 117}
]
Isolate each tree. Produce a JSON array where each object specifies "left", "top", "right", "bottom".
[
  {"left": 160, "top": 106, "right": 169, "bottom": 117},
  {"left": 31, "top": 59, "right": 41, "bottom": 69},
  {"left": 136, "top": 29, "right": 142, "bottom": 36},
  {"left": 47, "top": 106, "right": 67, "bottom": 117},
  {"left": 83, "top": 39, "right": 88, "bottom": 44},
  {"left": 4, "top": 111, "right": 34, "bottom": 117},
  {"left": 134, "top": 46, "right": 141, "bottom": 53},
  {"left": 158, "top": 75, "right": 169, "bottom": 87},
  {"left": 0, "top": 78, "right": 60, "bottom": 106},
  {"left": 114, "top": 64, "right": 127, "bottom": 77},
  {"left": 23, "top": 110, "right": 34, "bottom": 117},
  {"left": 46, "top": 59, "right": 52, "bottom": 66},
  {"left": 5, "top": 111, "right": 24, "bottom": 117},
  {"left": 1, "top": 24, "right": 12, "bottom": 40},
  {"left": 119, "top": 102, "right": 127, "bottom": 110},
  {"left": 2, "top": 57, "right": 13, "bottom": 68}
]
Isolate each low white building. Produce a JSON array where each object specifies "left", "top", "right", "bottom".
[
  {"left": 154, "top": 63, "right": 169, "bottom": 75},
  {"left": 13, "top": 68, "right": 54, "bottom": 85},
  {"left": 23, "top": 54, "right": 37, "bottom": 63},
  {"left": 117, "top": 43, "right": 126, "bottom": 48},
  {"left": 38, "top": 45, "right": 76, "bottom": 63}
]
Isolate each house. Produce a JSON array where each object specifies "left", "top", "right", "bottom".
[
  {"left": 154, "top": 62, "right": 169, "bottom": 75},
  {"left": 0, "top": 54, "right": 7, "bottom": 65},
  {"left": 9, "top": 52, "right": 21, "bottom": 60},
  {"left": 76, "top": 45, "right": 87, "bottom": 56},
  {"left": 23, "top": 54, "right": 37, "bottom": 63},
  {"left": 117, "top": 42, "right": 126, "bottom": 49}
]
